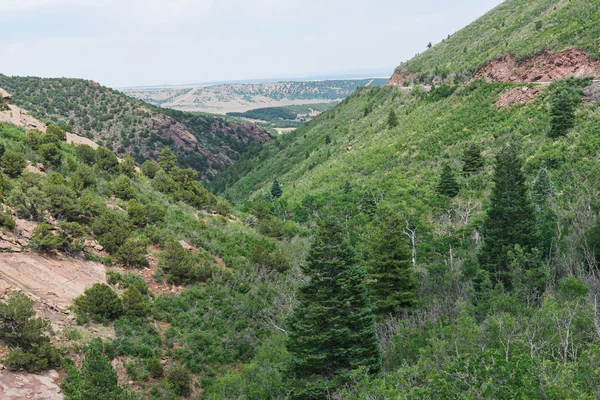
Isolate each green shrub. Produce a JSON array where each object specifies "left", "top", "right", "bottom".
[
  {"left": 46, "top": 124, "right": 66, "bottom": 142},
  {"left": 95, "top": 146, "right": 119, "bottom": 173},
  {"left": 74, "top": 283, "right": 123, "bottom": 323},
  {"left": 0, "top": 292, "right": 60, "bottom": 372},
  {"left": 122, "top": 287, "right": 148, "bottom": 317},
  {"left": 166, "top": 365, "right": 191, "bottom": 397},
  {"left": 116, "top": 237, "right": 148, "bottom": 268},
  {"left": 159, "top": 239, "right": 215, "bottom": 284},
  {"left": 0, "top": 207, "right": 15, "bottom": 230},
  {"left": 91, "top": 209, "right": 132, "bottom": 254},
  {"left": 120, "top": 155, "right": 137, "bottom": 178},
  {"left": 30, "top": 223, "right": 65, "bottom": 252},
  {"left": 106, "top": 271, "right": 148, "bottom": 294},
  {"left": 148, "top": 357, "right": 164, "bottom": 379},
  {"left": 113, "top": 316, "right": 161, "bottom": 358},
  {"left": 1, "top": 150, "right": 27, "bottom": 177},
  {"left": 248, "top": 242, "right": 291, "bottom": 272},
  {"left": 127, "top": 199, "right": 148, "bottom": 227},
  {"left": 113, "top": 174, "right": 136, "bottom": 200},
  {"left": 141, "top": 160, "right": 159, "bottom": 179},
  {"left": 75, "top": 144, "right": 96, "bottom": 166}
]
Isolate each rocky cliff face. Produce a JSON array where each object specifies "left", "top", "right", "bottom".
[{"left": 0, "top": 88, "right": 46, "bottom": 131}]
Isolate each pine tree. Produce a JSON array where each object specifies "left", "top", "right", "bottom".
[
  {"left": 437, "top": 163, "right": 460, "bottom": 197},
  {"left": 76, "top": 342, "right": 125, "bottom": 400},
  {"left": 157, "top": 147, "right": 178, "bottom": 173},
  {"left": 285, "top": 219, "right": 381, "bottom": 398},
  {"left": 478, "top": 145, "right": 538, "bottom": 288},
  {"left": 531, "top": 168, "right": 554, "bottom": 207},
  {"left": 361, "top": 192, "right": 377, "bottom": 217},
  {"left": 461, "top": 143, "right": 485, "bottom": 176},
  {"left": 366, "top": 213, "right": 416, "bottom": 316},
  {"left": 271, "top": 178, "right": 283, "bottom": 199},
  {"left": 549, "top": 86, "right": 580, "bottom": 138},
  {"left": 387, "top": 109, "right": 398, "bottom": 128},
  {"left": 325, "top": 135, "right": 331, "bottom": 145}
]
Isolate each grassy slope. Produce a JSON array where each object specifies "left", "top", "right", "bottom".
[
  {"left": 399, "top": 0, "right": 600, "bottom": 77},
  {"left": 221, "top": 81, "right": 593, "bottom": 187}
]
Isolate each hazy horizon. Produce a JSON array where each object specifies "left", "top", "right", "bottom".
[{"left": 1, "top": 0, "right": 503, "bottom": 88}]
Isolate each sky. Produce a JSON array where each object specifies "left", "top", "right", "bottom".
[{"left": 0, "top": 0, "right": 504, "bottom": 88}]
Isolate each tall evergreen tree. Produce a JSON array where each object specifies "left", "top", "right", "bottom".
[
  {"left": 437, "top": 163, "right": 460, "bottom": 198},
  {"left": 366, "top": 213, "right": 416, "bottom": 316},
  {"left": 478, "top": 145, "right": 538, "bottom": 288},
  {"left": 461, "top": 143, "right": 485, "bottom": 176},
  {"left": 549, "top": 86, "right": 580, "bottom": 138},
  {"left": 271, "top": 178, "right": 283, "bottom": 199},
  {"left": 387, "top": 109, "right": 398, "bottom": 128},
  {"left": 285, "top": 219, "right": 381, "bottom": 398}
]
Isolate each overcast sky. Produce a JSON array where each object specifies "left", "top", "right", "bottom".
[{"left": 1, "top": 0, "right": 503, "bottom": 88}]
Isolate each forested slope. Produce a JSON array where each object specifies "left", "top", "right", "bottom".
[{"left": 0, "top": 75, "right": 270, "bottom": 179}]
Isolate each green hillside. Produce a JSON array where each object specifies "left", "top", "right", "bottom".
[
  {"left": 4, "top": 0, "right": 600, "bottom": 398},
  {"left": 0, "top": 75, "right": 270, "bottom": 179},
  {"left": 203, "top": 0, "right": 600, "bottom": 397},
  {"left": 398, "top": 0, "right": 600, "bottom": 80}
]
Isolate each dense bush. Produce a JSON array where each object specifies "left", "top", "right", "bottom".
[
  {"left": 1, "top": 150, "right": 27, "bottom": 177},
  {"left": 116, "top": 236, "right": 149, "bottom": 268},
  {"left": 74, "top": 283, "right": 123, "bottom": 323},
  {"left": 91, "top": 209, "right": 132, "bottom": 254},
  {"left": 159, "top": 239, "right": 215, "bottom": 284},
  {"left": 113, "top": 316, "right": 161, "bottom": 358}
]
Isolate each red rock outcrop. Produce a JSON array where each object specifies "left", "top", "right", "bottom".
[{"left": 474, "top": 49, "right": 600, "bottom": 83}]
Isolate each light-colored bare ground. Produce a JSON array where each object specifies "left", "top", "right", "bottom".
[
  {"left": 0, "top": 253, "right": 106, "bottom": 309},
  {"left": 66, "top": 132, "right": 99, "bottom": 149},
  {"left": 0, "top": 104, "right": 46, "bottom": 131},
  {"left": 0, "top": 369, "right": 62, "bottom": 400}
]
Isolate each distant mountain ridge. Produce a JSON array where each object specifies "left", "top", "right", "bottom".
[{"left": 122, "top": 78, "right": 388, "bottom": 114}]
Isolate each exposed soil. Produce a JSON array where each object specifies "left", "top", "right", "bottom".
[
  {"left": 474, "top": 49, "right": 600, "bottom": 83},
  {"left": 496, "top": 85, "right": 545, "bottom": 108},
  {"left": 386, "top": 71, "right": 411, "bottom": 87}
]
